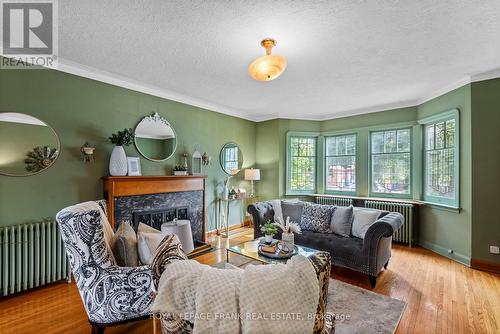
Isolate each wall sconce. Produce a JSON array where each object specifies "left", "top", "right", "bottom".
[{"left": 80, "top": 142, "right": 95, "bottom": 163}]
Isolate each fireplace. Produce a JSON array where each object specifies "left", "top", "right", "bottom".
[{"left": 103, "top": 176, "right": 210, "bottom": 254}]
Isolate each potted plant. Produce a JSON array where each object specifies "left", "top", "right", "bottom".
[
  {"left": 108, "top": 128, "right": 134, "bottom": 176},
  {"left": 273, "top": 216, "right": 302, "bottom": 250},
  {"left": 173, "top": 164, "right": 188, "bottom": 176},
  {"left": 260, "top": 220, "right": 278, "bottom": 243}
]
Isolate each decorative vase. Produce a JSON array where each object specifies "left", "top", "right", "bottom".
[
  {"left": 264, "top": 234, "right": 273, "bottom": 243},
  {"left": 109, "top": 145, "right": 128, "bottom": 176},
  {"left": 282, "top": 232, "right": 294, "bottom": 251}
]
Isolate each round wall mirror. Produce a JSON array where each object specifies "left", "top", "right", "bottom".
[
  {"left": 220, "top": 142, "right": 243, "bottom": 175},
  {"left": 0, "top": 112, "right": 60, "bottom": 176},
  {"left": 134, "top": 112, "right": 177, "bottom": 161}
]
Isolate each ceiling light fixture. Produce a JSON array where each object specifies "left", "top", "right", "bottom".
[{"left": 248, "top": 38, "right": 287, "bottom": 82}]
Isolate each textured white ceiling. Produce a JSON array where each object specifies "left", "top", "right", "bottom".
[{"left": 57, "top": 0, "right": 500, "bottom": 121}]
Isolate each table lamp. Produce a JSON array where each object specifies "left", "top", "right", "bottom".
[{"left": 245, "top": 168, "right": 260, "bottom": 197}]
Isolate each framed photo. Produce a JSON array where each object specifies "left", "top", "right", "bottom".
[{"left": 127, "top": 157, "right": 142, "bottom": 176}]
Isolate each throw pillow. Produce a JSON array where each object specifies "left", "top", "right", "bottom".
[
  {"left": 351, "top": 208, "right": 383, "bottom": 239},
  {"left": 330, "top": 205, "right": 354, "bottom": 237},
  {"left": 269, "top": 199, "right": 284, "bottom": 223},
  {"left": 111, "top": 222, "right": 139, "bottom": 267},
  {"left": 137, "top": 231, "right": 167, "bottom": 265},
  {"left": 300, "top": 202, "right": 334, "bottom": 233},
  {"left": 138, "top": 222, "right": 160, "bottom": 233},
  {"left": 281, "top": 201, "right": 304, "bottom": 225}
]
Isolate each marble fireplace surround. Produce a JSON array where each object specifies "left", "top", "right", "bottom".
[
  {"left": 114, "top": 191, "right": 203, "bottom": 242},
  {"left": 102, "top": 176, "right": 207, "bottom": 243}
]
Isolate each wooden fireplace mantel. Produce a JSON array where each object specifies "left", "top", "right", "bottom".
[{"left": 102, "top": 175, "right": 207, "bottom": 239}]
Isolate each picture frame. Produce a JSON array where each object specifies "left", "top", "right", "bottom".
[{"left": 127, "top": 157, "right": 142, "bottom": 176}]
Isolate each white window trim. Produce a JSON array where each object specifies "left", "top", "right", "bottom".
[{"left": 418, "top": 109, "right": 460, "bottom": 208}]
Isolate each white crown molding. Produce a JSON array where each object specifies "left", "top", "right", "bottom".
[
  {"left": 470, "top": 66, "right": 500, "bottom": 82},
  {"left": 416, "top": 76, "right": 472, "bottom": 105},
  {"left": 4, "top": 55, "right": 500, "bottom": 123},
  {"left": 55, "top": 58, "right": 257, "bottom": 122}
]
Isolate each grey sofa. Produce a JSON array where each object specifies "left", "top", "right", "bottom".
[{"left": 248, "top": 201, "right": 404, "bottom": 287}]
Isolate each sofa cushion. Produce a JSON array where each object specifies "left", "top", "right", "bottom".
[
  {"left": 351, "top": 208, "right": 384, "bottom": 239},
  {"left": 111, "top": 222, "right": 139, "bottom": 267},
  {"left": 281, "top": 201, "right": 303, "bottom": 225},
  {"left": 269, "top": 199, "right": 283, "bottom": 223},
  {"left": 137, "top": 223, "right": 165, "bottom": 265},
  {"left": 295, "top": 230, "right": 364, "bottom": 260},
  {"left": 300, "top": 202, "right": 334, "bottom": 233},
  {"left": 330, "top": 205, "right": 354, "bottom": 237}
]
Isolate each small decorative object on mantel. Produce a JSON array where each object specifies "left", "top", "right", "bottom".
[
  {"left": 273, "top": 216, "right": 302, "bottom": 251},
  {"left": 80, "top": 142, "right": 95, "bottom": 163},
  {"left": 260, "top": 220, "right": 278, "bottom": 244},
  {"left": 182, "top": 152, "right": 189, "bottom": 172},
  {"left": 202, "top": 152, "right": 211, "bottom": 165},
  {"left": 24, "top": 146, "right": 59, "bottom": 173},
  {"left": 108, "top": 128, "right": 134, "bottom": 176},
  {"left": 127, "top": 157, "right": 142, "bottom": 176},
  {"left": 173, "top": 164, "right": 188, "bottom": 176},
  {"left": 191, "top": 149, "right": 202, "bottom": 175}
]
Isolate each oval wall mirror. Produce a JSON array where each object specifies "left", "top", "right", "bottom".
[
  {"left": 0, "top": 112, "right": 60, "bottom": 176},
  {"left": 220, "top": 142, "right": 243, "bottom": 175},
  {"left": 134, "top": 112, "right": 177, "bottom": 161}
]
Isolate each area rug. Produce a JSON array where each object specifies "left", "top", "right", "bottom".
[{"left": 327, "top": 279, "right": 406, "bottom": 334}]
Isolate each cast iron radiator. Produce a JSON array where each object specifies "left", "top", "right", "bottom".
[
  {"left": 314, "top": 195, "right": 414, "bottom": 246},
  {"left": 315, "top": 195, "right": 353, "bottom": 206},
  {"left": 365, "top": 200, "right": 414, "bottom": 246},
  {"left": 0, "top": 219, "right": 70, "bottom": 296}
]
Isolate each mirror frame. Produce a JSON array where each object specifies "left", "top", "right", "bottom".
[
  {"left": 219, "top": 142, "right": 243, "bottom": 176},
  {"left": 134, "top": 112, "right": 177, "bottom": 162},
  {"left": 0, "top": 112, "right": 61, "bottom": 177}
]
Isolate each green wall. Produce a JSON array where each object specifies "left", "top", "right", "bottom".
[
  {"left": 471, "top": 78, "right": 500, "bottom": 264},
  {"left": 417, "top": 85, "right": 472, "bottom": 264},
  {"left": 0, "top": 67, "right": 256, "bottom": 231}
]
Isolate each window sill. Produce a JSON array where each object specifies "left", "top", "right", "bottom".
[{"left": 421, "top": 201, "right": 461, "bottom": 213}]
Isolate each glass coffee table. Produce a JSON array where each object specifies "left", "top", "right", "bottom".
[{"left": 227, "top": 237, "right": 319, "bottom": 265}]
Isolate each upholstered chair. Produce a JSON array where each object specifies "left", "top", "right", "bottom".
[
  {"left": 56, "top": 200, "right": 153, "bottom": 334},
  {"left": 151, "top": 235, "right": 334, "bottom": 334}
]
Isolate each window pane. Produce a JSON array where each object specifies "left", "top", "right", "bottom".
[
  {"left": 326, "top": 156, "right": 356, "bottom": 192},
  {"left": 346, "top": 135, "right": 356, "bottom": 155},
  {"left": 384, "top": 130, "right": 397, "bottom": 153},
  {"left": 426, "top": 124, "right": 435, "bottom": 150},
  {"left": 326, "top": 137, "right": 336, "bottom": 155},
  {"left": 397, "top": 129, "right": 411, "bottom": 152},
  {"left": 290, "top": 136, "right": 316, "bottom": 192},
  {"left": 371, "top": 132, "right": 384, "bottom": 153},
  {"left": 435, "top": 122, "right": 445, "bottom": 149},
  {"left": 446, "top": 119, "right": 455, "bottom": 148},
  {"left": 425, "top": 148, "right": 455, "bottom": 198},
  {"left": 337, "top": 136, "right": 346, "bottom": 155},
  {"left": 371, "top": 153, "right": 411, "bottom": 194}
]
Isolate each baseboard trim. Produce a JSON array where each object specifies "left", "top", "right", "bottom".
[
  {"left": 471, "top": 259, "right": 500, "bottom": 274},
  {"left": 417, "top": 240, "right": 471, "bottom": 266},
  {"left": 207, "top": 220, "right": 252, "bottom": 238}
]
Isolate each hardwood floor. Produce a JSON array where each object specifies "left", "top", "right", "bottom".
[{"left": 0, "top": 229, "right": 498, "bottom": 334}]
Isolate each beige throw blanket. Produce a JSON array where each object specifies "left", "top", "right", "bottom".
[{"left": 152, "top": 256, "right": 319, "bottom": 334}]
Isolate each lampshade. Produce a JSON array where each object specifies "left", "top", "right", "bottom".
[
  {"left": 245, "top": 168, "right": 261, "bottom": 181},
  {"left": 248, "top": 39, "right": 287, "bottom": 82}
]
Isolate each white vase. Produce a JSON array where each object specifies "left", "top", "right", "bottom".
[
  {"left": 282, "top": 232, "right": 294, "bottom": 251},
  {"left": 264, "top": 234, "right": 273, "bottom": 243},
  {"left": 109, "top": 145, "right": 128, "bottom": 176}
]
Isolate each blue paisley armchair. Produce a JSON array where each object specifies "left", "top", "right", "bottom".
[{"left": 56, "top": 200, "right": 153, "bottom": 334}]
